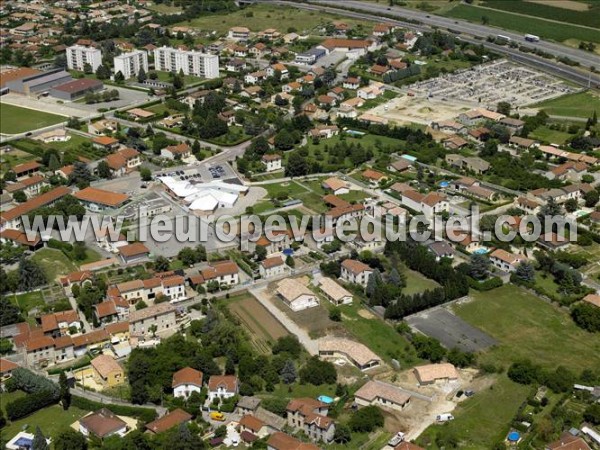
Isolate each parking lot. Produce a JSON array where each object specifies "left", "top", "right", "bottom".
[
  {"left": 406, "top": 306, "right": 496, "bottom": 353},
  {"left": 408, "top": 59, "right": 577, "bottom": 109},
  {"left": 154, "top": 161, "right": 239, "bottom": 184}
]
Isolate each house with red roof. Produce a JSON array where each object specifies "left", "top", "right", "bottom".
[{"left": 172, "top": 367, "right": 203, "bottom": 399}]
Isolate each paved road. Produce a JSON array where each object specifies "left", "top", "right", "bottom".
[
  {"left": 258, "top": 0, "right": 600, "bottom": 88},
  {"left": 71, "top": 386, "right": 168, "bottom": 416},
  {"left": 249, "top": 286, "right": 319, "bottom": 355}
]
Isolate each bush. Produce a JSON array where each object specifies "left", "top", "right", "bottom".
[
  {"left": 299, "top": 357, "right": 337, "bottom": 385},
  {"left": 70, "top": 396, "right": 157, "bottom": 423},
  {"left": 348, "top": 405, "right": 384, "bottom": 432},
  {"left": 6, "top": 390, "right": 57, "bottom": 420},
  {"left": 469, "top": 276, "right": 503, "bottom": 291}
]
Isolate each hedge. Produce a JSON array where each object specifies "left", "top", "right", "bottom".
[
  {"left": 71, "top": 395, "right": 157, "bottom": 423},
  {"left": 6, "top": 390, "right": 58, "bottom": 421},
  {"left": 47, "top": 355, "right": 91, "bottom": 375},
  {"left": 468, "top": 276, "right": 504, "bottom": 291}
]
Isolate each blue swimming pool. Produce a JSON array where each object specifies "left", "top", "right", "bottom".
[
  {"left": 439, "top": 181, "right": 450, "bottom": 188},
  {"left": 318, "top": 395, "right": 334, "bottom": 404},
  {"left": 472, "top": 247, "right": 490, "bottom": 255},
  {"left": 15, "top": 437, "right": 33, "bottom": 448},
  {"left": 507, "top": 431, "right": 520, "bottom": 442}
]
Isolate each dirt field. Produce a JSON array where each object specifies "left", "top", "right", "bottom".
[
  {"left": 228, "top": 295, "right": 289, "bottom": 353},
  {"left": 525, "top": 0, "right": 588, "bottom": 11},
  {"left": 368, "top": 95, "right": 471, "bottom": 126}
]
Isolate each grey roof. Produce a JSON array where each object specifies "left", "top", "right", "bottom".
[
  {"left": 254, "top": 407, "right": 286, "bottom": 431},
  {"left": 237, "top": 396, "right": 261, "bottom": 411},
  {"left": 428, "top": 240, "right": 456, "bottom": 257}
]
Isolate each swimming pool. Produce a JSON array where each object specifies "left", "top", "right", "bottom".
[
  {"left": 439, "top": 181, "right": 450, "bottom": 188},
  {"left": 472, "top": 247, "right": 490, "bottom": 255},
  {"left": 318, "top": 395, "right": 334, "bottom": 404}
]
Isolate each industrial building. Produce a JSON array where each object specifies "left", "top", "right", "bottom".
[
  {"left": 4, "top": 69, "right": 72, "bottom": 96},
  {"left": 49, "top": 78, "right": 104, "bottom": 100}
]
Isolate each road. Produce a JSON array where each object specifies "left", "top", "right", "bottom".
[
  {"left": 70, "top": 386, "right": 168, "bottom": 416},
  {"left": 257, "top": 0, "right": 600, "bottom": 88}
]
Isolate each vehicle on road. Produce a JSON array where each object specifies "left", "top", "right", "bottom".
[
  {"left": 210, "top": 411, "right": 226, "bottom": 421},
  {"left": 524, "top": 34, "right": 540, "bottom": 43},
  {"left": 437, "top": 413, "right": 455, "bottom": 422}
]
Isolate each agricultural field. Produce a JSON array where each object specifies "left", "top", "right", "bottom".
[
  {"left": 532, "top": 91, "right": 600, "bottom": 119},
  {"left": 179, "top": 3, "right": 370, "bottom": 36},
  {"left": 444, "top": 4, "right": 600, "bottom": 44},
  {"left": 453, "top": 284, "right": 600, "bottom": 371},
  {"left": 227, "top": 293, "right": 289, "bottom": 353},
  {"left": 0, "top": 148, "right": 37, "bottom": 173},
  {"left": 529, "top": 125, "right": 574, "bottom": 145},
  {"left": 12, "top": 135, "right": 106, "bottom": 161},
  {"left": 479, "top": 0, "right": 599, "bottom": 29},
  {"left": 0, "top": 104, "right": 66, "bottom": 134}
]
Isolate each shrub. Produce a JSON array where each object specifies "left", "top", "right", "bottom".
[
  {"left": 348, "top": 405, "right": 384, "bottom": 432},
  {"left": 6, "top": 390, "right": 57, "bottom": 420}
]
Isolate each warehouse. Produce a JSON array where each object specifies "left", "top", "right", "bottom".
[
  {"left": 4, "top": 68, "right": 72, "bottom": 96},
  {"left": 50, "top": 78, "right": 104, "bottom": 101}
]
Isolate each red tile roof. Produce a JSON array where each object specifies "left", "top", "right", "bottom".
[
  {"left": 145, "top": 409, "right": 192, "bottom": 434},
  {"left": 0, "top": 186, "right": 71, "bottom": 224},
  {"left": 172, "top": 367, "right": 203, "bottom": 388},
  {"left": 74, "top": 187, "right": 129, "bottom": 207}
]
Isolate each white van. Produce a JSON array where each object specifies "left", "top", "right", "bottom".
[{"left": 436, "top": 413, "right": 455, "bottom": 422}]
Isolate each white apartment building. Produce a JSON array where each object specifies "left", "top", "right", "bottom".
[
  {"left": 114, "top": 50, "right": 148, "bottom": 79},
  {"left": 66, "top": 45, "right": 102, "bottom": 72},
  {"left": 153, "top": 46, "right": 219, "bottom": 78}
]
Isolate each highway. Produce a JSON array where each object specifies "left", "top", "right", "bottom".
[{"left": 260, "top": 0, "right": 600, "bottom": 88}]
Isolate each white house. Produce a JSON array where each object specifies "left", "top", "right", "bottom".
[
  {"left": 260, "top": 256, "right": 286, "bottom": 279},
  {"left": 277, "top": 278, "right": 319, "bottom": 311},
  {"left": 340, "top": 259, "right": 372, "bottom": 287},
  {"left": 318, "top": 277, "right": 353, "bottom": 305},
  {"left": 172, "top": 367, "right": 203, "bottom": 399},
  {"left": 208, "top": 375, "right": 239, "bottom": 402},
  {"left": 322, "top": 177, "right": 349, "bottom": 196},
  {"left": 489, "top": 249, "right": 527, "bottom": 273},
  {"left": 262, "top": 154, "right": 282, "bottom": 172},
  {"left": 357, "top": 81, "right": 385, "bottom": 100}
]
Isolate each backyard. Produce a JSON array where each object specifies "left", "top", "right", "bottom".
[
  {"left": 403, "top": 268, "right": 440, "bottom": 295},
  {"left": 453, "top": 284, "right": 600, "bottom": 371},
  {"left": 0, "top": 104, "right": 66, "bottom": 135}
]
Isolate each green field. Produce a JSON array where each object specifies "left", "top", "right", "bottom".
[
  {"left": 340, "top": 303, "right": 422, "bottom": 367},
  {"left": 532, "top": 91, "right": 600, "bottom": 119},
  {"left": 10, "top": 291, "right": 45, "bottom": 314},
  {"left": 0, "top": 104, "right": 66, "bottom": 135},
  {"left": 529, "top": 126, "right": 573, "bottom": 145},
  {"left": 479, "top": 0, "right": 599, "bottom": 29},
  {"left": 444, "top": 4, "right": 600, "bottom": 44},
  {"left": 403, "top": 268, "right": 440, "bottom": 295},
  {"left": 454, "top": 284, "right": 600, "bottom": 371},
  {"left": 0, "top": 393, "right": 89, "bottom": 444},
  {"left": 417, "top": 375, "right": 532, "bottom": 449},
  {"left": 12, "top": 135, "right": 106, "bottom": 161},
  {"left": 262, "top": 180, "right": 309, "bottom": 199},
  {"left": 31, "top": 248, "right": 79, "bottom": 282},
  {"left": 180, "top": 3, "right": 370, "bottom": 35}
]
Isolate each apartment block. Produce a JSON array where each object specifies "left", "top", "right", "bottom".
[
  {"left": 66, "top": 45, "right": 102, "bottom": 72},
  {"left": 114, "top": 50, "right": 148, "bottom": 79},
  {"left": 153, "top": 46, "right": 219, "bottom": 79}
]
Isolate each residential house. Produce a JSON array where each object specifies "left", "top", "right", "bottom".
[
  {"left": 245, "top": 70, "right": 267, "bottom": 85},
  {"left": 172, "top": 367, "right": 203, "bottom": 399},
  {"left": 286, "top": 398, "right": 334, "bottom": 443},
  {"left": 428, "top": 241, "right": 456, "bottom": 261},
  {"left": 262, "top": 154, "right": 282, "bottom": 172},
  {"left": 354, "top": 380, "right": 411, "bottom": 411},
  {"left": 401, "top": 190, "right": 449, "bottom": 219},
  {"left": 5, "top": 175, "right": 49, "bottom": 199},
  {"left": 239, "top": 415, "right": 270, "bottom": 439},
  {"left": 309, "top": 125, "right": 339, "bottom": 140},
  {"left": 60, "top": 271, "right": 93, "bottom": 295},
  {"left": 509, "top": 136, "right": 537, "bottom": 151},
  {"left": 267, "top": 432, "right": 320, "bottom": 450},
  {"left": 362, "top": 168, "right": 387, "bottom": 187},
  {"left": 161, "top": 143, "right": 192, "bottom": 160},
  {"left": 145, "top": 409, "right": 192, "bottom": 434},
  {"left": 118, "top": 242, "right": 150, "bottom": 264},
  {"left": 343, "top": 77, "right": 360, "bottom": 89},
  {"left": 545, "top": 434, "right": 591, "bottom": 450},
  {"left": 277, "top": 278, "right": 319, "bottom": 311},
  {"left": 318, "top": 337, "right": 380, "bottom": 371},
  {"left": 388, "top": 159, "right": 412, "bottom": 173},
  {"left": 443, "top": 135, "right": 469, "bottom": 150},
  {"left": 90, "top": 354, "right": 124, "bottom": 387},
  {"left": 445, "top": 154, "right": 490, "bottom": 174},
  {"left": 516, "top": 197, "right": 541, "bottom": 215},
  {"left": 228, "top": 27, "right": 250, "bottom": 41},
  {"left": 458, "top": 108, "right": 505, "bottom": 126},
  {"left": 414, "top": 363, "right": 459, "bottom": 385},
  {"left": 92, "top": 136, "right": 119, "bottom": 152},
  {"left": 499, "top": 117, "right": 525, "bottom": 135},
  {"left": 79, "top": 408, "right": 128, "bottom": 439},
  {"left": 129, "top": 302, "right": 177, "bottom": 339},
  {"left": 260, "top": 256, "right": 286, "bottom": 279},
  {"left": 357, "top": 81, "right": 385, "bottom": 99},
  {"left": 322, "top": 177, "right": 349, "bottom": 196},
  {"left": 207, "top": 375, "right": 238, "bottom": 402},
  {"left": 340, "top": 259, "right": 372, "bottom": 287},
  {"left": 489, "top": 249, "right": 527, "bottom": 272},
  {"left": 40, "top": 310, "right": 81, "bottom": 337},
  {"left": 318, "top": 277, "right": 352, "bottom": 305}
]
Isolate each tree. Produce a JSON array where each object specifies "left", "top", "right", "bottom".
[
  {"left": 349, "top": 405, "right": 384, "bottom": 432},
  {"left": 13, "top": 191, "right": 27, "bottom": 203},
  {"left": 83, "top": 63, "right": 93, "bottom": 74},
  {"left": 280, "top": 359, "right": 297, "bottom": 384},
  {"left": 329, "top": 308, "right": 342, "bottom": 322},
  {"left": 412, "top": 335, "right": 447, "bottom": 362},
  {"left": 272, "top": 336, "right": 302, "bottom": 358},
  {"left": 97, "top": 160, "right": 112, "bottom": 179},
  {"left": 469, "top": 254, "right": 489, "bottom": 280},
  {"left": 73, "top": 242, "right": 87, "bottom": 261},
  {"left": 140, "top": 167, "right": 152, "bottom": 182},
  {"left": 388, "top": 268, "right": 406, "bottom": 287},
  {"left": 564, "top": 198, "right": 578, "bottom": 213},
  {"left": 481, "top": 15, "right": 490, "bottom": 25},
  {"left": 584, "top": 190, "right": 599, "bottom": 207},
  {"left": 0, "top": 297, "right": 22, "bottom": 325},
  {"left": 254, "top": 245, "right": 267, "bottom": 261},
  {"left": 149, "top": 324, "right": 158, "bottom": 337},
  {"left": 299, "top": 357, "right": 337, "bottom": 385},
  {"left": 0, "top": 337, "right": 13, "bottom": 354},
  {"left": 366, "top": 269, "right": 382, "bottom": 297},
  {"left": 69, "top": 162, "right": 93, "bottom": 188},
  {"left": 333, "top": 424, "right": 352, "bottom": 443},
  {"left": 135, "top": 300, "right": 148, "bottom": 310},
  {"left": 59, "top": 371, "right": 71, "bottom": 410},
  {"left": 18, "top": 257, "right": 47, "bottom": 291},
  {"left": 137, "top": 67, "right": 147, "bottom": 83},
  {"left": 571, "top": 302, "right": 600, "bottom": 332},
  {"left": 32, "top": 426, "right": 49, "bottom": 450},
  {"left": 178, "top": 247, "right": 197, "bottom": 266},
  {"left": 225, "top": 356, "right": 236, "bottom": 375},
  {"left": 583, "top": 404, "right": 600, "bottom": 425},
  {"left": 507, "top": 360, "right": 541, "bottom": 385},
  {"left": 54, "top": 429, "right": 87, "bottom": 450},
  {"left": 514, "top": 261, "right": 535, "bottom": 283},
  {"left": 285, "top": 255, "right": 295, "bottom": 268},
  {"left": 95, "top": 64, "right": 111, "bottom": 80},
  {"left": 154, "top": 256, "right": 170, "bottom": 272},
  {"left": 114, "top": 71, "right": 125, "bottom": 83},
  {"left": 497, "top": 101, "right": 511, "bottom": 116}
]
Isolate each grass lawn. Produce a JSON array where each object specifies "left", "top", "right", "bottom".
[
  {"left": 417, "top": 375, "right": 532, "bottom": 449},
  {"left": 529, "top": 126, "right": 573, "bottom": 145},
  {"left": 154, "top": 71, "right": 203, "bottom": 86},
  {"left": 12, "top": 135, "right": 105, "bottom": 161},
  {"left": 262, "top": 180, "right": 309, "bottom": 199},
  {"left": 0, "top": 149, "right": 37, "bottom": 173},
  {"left": 295, "top": 191, "right": 329, "bottom": 213},
  {"left": 453, "top": 284, "right": 600, "bottom": 371},
  {"left": 532, "top": 91, "right": 600, "bottom": 119},
  {"left": 263, "top": 382, "right": 337, "bottom": 401},
  {"left": 208, "top": 126, "right": 251, "bottom": 146},
  {"left": 403, "top": 268, "right": 440, "bottom": 295},
  {"left": 339, "top": 303, "right": 422, "bottom": 367},
  {"left": 0, "top": 401, "right": 89, "bottom": 443},
  {"left": 79, "top": 248, "right": 103, "bottom": 266},
  {"left": 10, "top": 291, "right": 45, "bottom": 314},
  {"left": 31, "top": 248, "right": 79, "bottom": 282},
  {"left": 338, "top": 190, "right": 371, "bottom": 203},
  {"left": 444, "top": 3, "right": 600, "bottom": 44},
  {"left": 534, "top": 272, "right": 561, "bottom": 297},
  {"left": 0, "top": 104, "right": 66, "bottom": 135},
  {"left": 181, "top": 3, "right": 369, "bottom": 35}
]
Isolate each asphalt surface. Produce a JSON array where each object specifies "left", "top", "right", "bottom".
[{"left": 259, "top": 0, "right": 600, "bottom": 88}]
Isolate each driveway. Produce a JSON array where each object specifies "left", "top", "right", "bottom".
[{"left": 249, "top": 287, "right": 318, "bottom": 355}]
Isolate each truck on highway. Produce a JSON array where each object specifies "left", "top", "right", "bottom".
[
  {"left": 496, "top": 34, "right": 511, "bottom": 43},
  {"left": 524, "top": 34, "right": 540, "bottom": 43}
]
